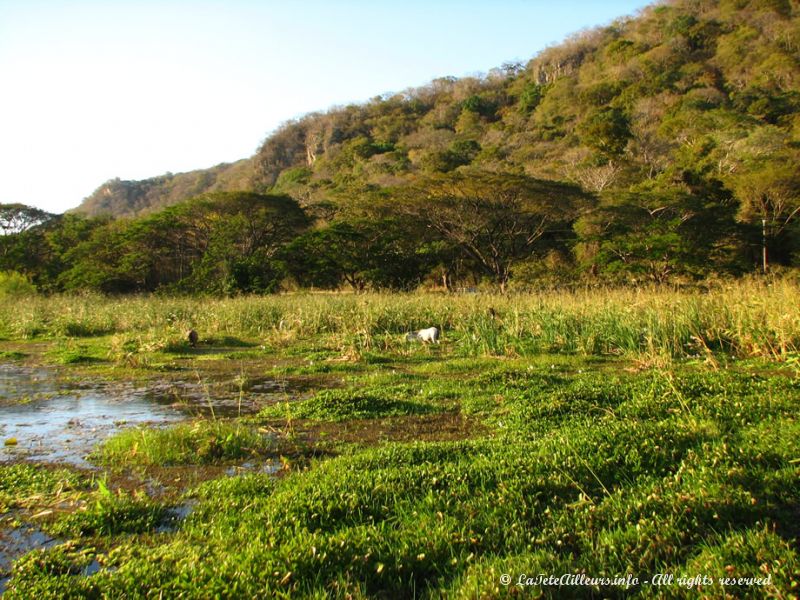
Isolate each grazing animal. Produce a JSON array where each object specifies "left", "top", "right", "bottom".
[
  {"left": 406, "top": 326, "right": 440, "bottom": 344},
  {"left": 187, "top": 329, "right": 199, "bottom": 347}
]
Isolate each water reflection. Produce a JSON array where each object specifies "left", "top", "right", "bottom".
[{"left": 0, "top": 364, "right": 184, "bottom": 466}]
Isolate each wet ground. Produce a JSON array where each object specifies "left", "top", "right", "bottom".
[
  {"left": 0, "top": 364, "right": 303, "bottom": 466},
  {"left": 0, "top": 353, "right": 479, "bottom": 593},
  {"left": 131, "top": 374, "right": 299, "bottom": 417},
  {"left": 0, "top": 522, "right": 59, "bottom": 594},
  {"left": 0, "top": 364, "right": 186, "bottom": 466},
  {"left": 0, "top": 360, "right": 294, "bottom": 590},
  {"left": 0, "top": 459, "right": 285, "bottom": 595}
]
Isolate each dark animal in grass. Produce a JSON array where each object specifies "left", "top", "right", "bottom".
[
  {"left": 487, "top": 307, "right": 503, "bottom": 325},
  {"left": 187, "top": 329, "right": 199, "bottom": 347},
  {"left": 406, "top": 326, "right": 440, "bottom": 344}
]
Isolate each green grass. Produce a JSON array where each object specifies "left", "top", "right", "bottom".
[
  {"left": 1, "top": 285, "right": 799, "bottom": 597},
  {"left": 259, "top": 382, "right": 447, "bottom": 422},
  {"left": 4, "top": 363, "right": 799, "bottom": 598},
  {"left": 93, "top": 420, "right": 276, "bottom": 466},
  {"left": 47, "top": 480, "right": 170, "bottom": 538},
  {"left": 46, "top": 338, "right": 108, "bottom": 365},
  {"left": 0, "top": 465, "right": 86, "bottom": 513},
  {"left": 1, "top": 279, "right": 799, "bottom": 364}
]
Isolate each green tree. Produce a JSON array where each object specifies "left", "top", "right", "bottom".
[
  {"left": 281, "top": 219, "right": 429, "bottom": 291},
  {"left": 391, "top": 172, "right": 592, "bottom": 291},
  {"left": 723, "top": 127, "right": 800, "bottom": 270},
  {"left": 60, "top": 193, "right": 309, "bottom": 294},
  {"left": 0, "top": 203, "right": 54, "bottom": 235},
  {"left": 162, "top": 192, "right": 309, "bottom": 294},
  {"left": 0, "top": 203, "right": 56, "bottom": 275},
  {"left": 58, "top": 220, "right": 145, "bottom": 293},
  {"left": 575, "top": 183, "right": 741, "bottom": 282},
  {"left": 578, "top": 108, "right": 632, "bottom": 160}
]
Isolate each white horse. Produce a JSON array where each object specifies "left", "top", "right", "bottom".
[{"left": 406, "top": 326, "right": 440, "bottom": 344}]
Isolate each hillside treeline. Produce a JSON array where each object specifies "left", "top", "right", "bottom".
[
  {"left": 7, "top": 0, "right": 800, "bottom": 292},
  {"left": 0, "top": 167, "right": 794, "bottom": 295}
]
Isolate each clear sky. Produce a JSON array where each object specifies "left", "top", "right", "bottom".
[{"left": 0, "top": 0, "right": 652, "bottom": 214}]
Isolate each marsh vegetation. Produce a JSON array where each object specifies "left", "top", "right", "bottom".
[{"left": 0, "top": 283, "right": 797, "bottom": 597}]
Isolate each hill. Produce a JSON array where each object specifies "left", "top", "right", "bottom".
[
  {"left": 8, "top": 0, "right": 794, "bottom": 294},
  {"left": 74, "top": 159, "right": 258, "bottom": 218},
  {"left": 73, "top": 0, "right": 800, "bottom": 225}
]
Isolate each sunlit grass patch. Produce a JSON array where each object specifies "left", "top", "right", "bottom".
[
  {"left": 259, "top": 385, "right": 443, "bottom": 422},
  {"left": 46, "top": 339, "right": 107, "bottom": 365},
  {"left": 681, "top": 527, "right": 798, "bottom": 590},
  {"left": 270, "top": 360, "right": 370, "bottom": 376},
  {"left": 93, "top": 421, "right": 274, "bottom": 466},
  {"left": 8, "top": 544, "right": 101, "bottom": 596},
  {"left": 48, "top": 480, "right": 168, "bottom": 538},
  {"left": 2, "top": 279, "right": 798, "bottom": 362},
  {"left": 0, "top": 465, "right": 86, "bottom": 513}
]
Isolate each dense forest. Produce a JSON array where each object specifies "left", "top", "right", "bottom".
[{"left": 3, "top": 0, "right": 800, "bottom": 294}]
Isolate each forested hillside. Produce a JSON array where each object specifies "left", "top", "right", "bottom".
[
  {"left": 5, "top": 0, "right": 800, "bottom": 293},
  {"left": 76, "top": 160, "right": 256, "bottom": 218}
]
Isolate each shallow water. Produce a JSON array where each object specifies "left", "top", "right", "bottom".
[
  {"left": 0, "top": 363, "right": 290, "bottom": 593},
  {"left": 156, "top": 500, "right": 198, "bottom": 533},
  {"left": 0, "top": 364, "right": 184, "bottom": 466},
  {"left": 0, "top": 521, "right": 59, "bottom": 594}
]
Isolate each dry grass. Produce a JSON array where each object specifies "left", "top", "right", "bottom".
[{"left": 1, "top": 278, "right": 798, "bottom": 361}]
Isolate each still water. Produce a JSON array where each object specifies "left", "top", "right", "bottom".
[{"left": 0, "top": 364, "right": 184, "bottom": 466}]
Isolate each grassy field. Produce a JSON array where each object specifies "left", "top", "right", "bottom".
[
  {"left": 1, "top": 278, "right": 799, "bottom": 362},
  {"left": 0, "top": 281, "right": 798, "bottom": 597}
]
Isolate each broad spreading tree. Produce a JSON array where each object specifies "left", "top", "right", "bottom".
[{"left": 390, "top": 171, "right": 593, "bottom": 291}]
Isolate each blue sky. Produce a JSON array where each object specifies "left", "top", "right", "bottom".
[{"left": 0, "top": 0, "right": 652, "bottom": 213}]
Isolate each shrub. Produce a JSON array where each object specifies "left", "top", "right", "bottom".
[{"left": 0, "top": 270, "right": 36, "bottom": 297}]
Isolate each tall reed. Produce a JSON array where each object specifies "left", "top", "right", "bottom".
[{"left": 1, "top": 279, "right": 798, "bottom": 360}]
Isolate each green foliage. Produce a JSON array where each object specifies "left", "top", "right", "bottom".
[
  {"left": 6, "top": 366, "right": 799, "bottom": 597},
  {"left": 0, "top": 465, "right": 84, "bottom": 512},
  {"left": 579, "top": 107, "right": 632, "bottom": 159},
  {"left": 274, "top": 166, "right": 312, "bottom": 188},
  {"left": 0, "top": 271, "right": 36, "bottom": 297},
  {"left": 281, "top": 218, "right": 431, "bottom": 291},
  {"left": 94, "top": 420, "right": 275, "bottom": 466},
  {"left": 576, "top": 184, "right": 743, "bottom": 281},
  {"left": 579, "top": 81, "right": 622, "bottom": 107},
  {"left": 49, "top": 482, "right": 168, "bottom": 537},
  {"left": 517, "top": 82, "right": 545, "bottom": 113},
  {"left": 52, "top": 192, "right": 309, "bottom": 294},
  {"left": 390, "top": 171, "right": 593, "bottom": 290},
  {"left": 259, "top": 385, "right": 440, "bottom": 421}
]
